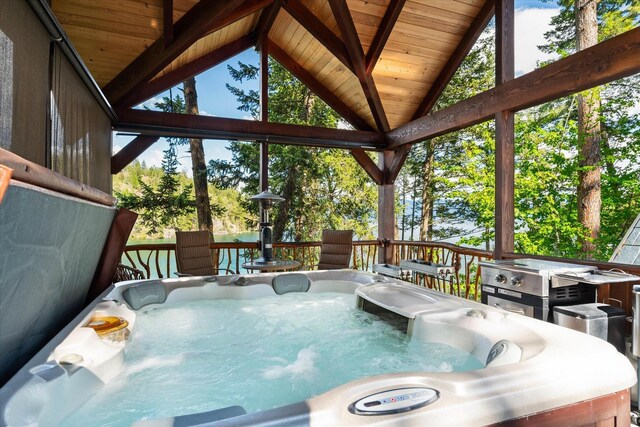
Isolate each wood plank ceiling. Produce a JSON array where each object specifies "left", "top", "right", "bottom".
[{"left": 51, "top": 0, "right": 489, "bottom": 132}]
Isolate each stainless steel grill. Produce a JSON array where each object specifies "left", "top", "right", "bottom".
[{"left": 480, "top": 259, "right": 597, "bottom": 321}]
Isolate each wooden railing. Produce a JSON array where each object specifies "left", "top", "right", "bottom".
[
  {"left": 121, "top": 240, "right": 380, "bottom": 279},
  {"left": 121, "top": 240, "right": 640, "bottom": 311},
  {"left": 120, "top": 239, "right": 491, "bottom": 301}
]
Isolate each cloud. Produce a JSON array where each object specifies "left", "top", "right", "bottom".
[
  {"left": 139, "top": 149, "right": 165, "bottom": 168},
  {"left": 136, "top": 96, "right": 161, "bottom": 110},
  {"left": 515, "top": 8, "right": 560, "bottom": 76},
  {"left": 112, "top": 144, "right": 122, "bottom": 155},
  {"left": 200, "top": 110, "right": 215, "bottom": 117}
]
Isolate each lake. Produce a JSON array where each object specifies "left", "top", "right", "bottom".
[{"left": 125, "top": 232, "right": 259, "bottom": 278}]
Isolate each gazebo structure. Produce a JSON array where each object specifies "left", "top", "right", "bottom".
[
  {"left": 1, "top": 0, "right": 640, "bottom": 398},
  {"left": 3, "top": 0, "right": 638, "bottom": 264}
]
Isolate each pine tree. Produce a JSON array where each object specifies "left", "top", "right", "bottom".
[{"left": 210, "top": 59, "right": 377, "bottom": 241}]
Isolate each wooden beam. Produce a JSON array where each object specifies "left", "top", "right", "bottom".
[
  {"left": 104, "top": 0, "right": 265, "bottom": 106},
  {"left": 351, "top": 148, "right": 383, "bottom": 185},
  {"left": 386, "top": 144, "right": 411, "bottom": 184},
  {"left": 411, "top": 0, "right": 495, "bottom": 119},
  {"left": 163, "top": 0, "right": 173, "bottom": 48},
  {"left": 329, "top": 0, "right": 390, "bottom": 132},
  {"left": 260, "top": 142, "right": 269, "bottom": 191},
  {"left": 201, "top": 0, "right": 274, "bottom": 38},
  {"left": 115, "top": 109, "right": 386, "bottom": 149},
  {"left": 364, "top": 0, "right": 406, "bottom": 75},
  {"left": 387, "top": 27, "right": 640, "bottom": 147},
  {"left": 378, "top": 150, "right": 396, "bottom": 263},
  {"left": 282, "top": 0, "right": 354, "bottom": 73},
  {"left": 260, "top": 38, "right": 269, "bottom": 122},
  {"left": 111, "top": 135, "right": 160, "bottom": 174},
  {"left": 269, "top": 41, "right": 375, "bottom": 131},
  {"left": 494, "top": 0, "right": 515, "bottom": 260},
  {"left": 253, "top": 0, "right": 281, "bottom": 49},
  {"left": 120, "top": 35, "right": 253, "bottom": 109},
  {"left": 496, "top": 0, "right": 515, "bottom": 85}
]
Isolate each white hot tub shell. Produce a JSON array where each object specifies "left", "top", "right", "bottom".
[{"left": 0, "top": 270, "right": 635, "bottom": 426}]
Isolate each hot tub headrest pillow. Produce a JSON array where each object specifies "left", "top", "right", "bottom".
[
  {"left": 122, "top": 283, "right": 167, "bottom": 310},
  {"left": 272, "top": 274, "right": 311, "bottom": 295}
]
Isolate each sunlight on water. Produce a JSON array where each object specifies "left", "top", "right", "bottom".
[{"left": 61, "top": 293, "right": 482, "bottom": 426}]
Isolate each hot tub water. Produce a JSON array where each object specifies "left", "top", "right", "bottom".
[{"left": 60, "top": 292, "right": 483, "bottom": 426}]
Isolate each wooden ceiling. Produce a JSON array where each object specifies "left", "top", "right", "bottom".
[{"left": 51, "top": 0, "right": 491, "bottom": 132}]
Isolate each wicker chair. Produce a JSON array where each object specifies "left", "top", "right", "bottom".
[
  {"left": 175, "top": 230, "right": 232, "bottom": 276},
  {"left": 113, "top": 263, "right": 145, "bottom": 283},
  {"left": 317, "top": 229, "right": 353, "bottom": 270}
]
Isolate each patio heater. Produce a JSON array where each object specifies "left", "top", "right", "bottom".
[{"left": 250, "top": 191, "right": 285, "bottom": 264}]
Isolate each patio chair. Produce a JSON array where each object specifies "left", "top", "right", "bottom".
[
  {"left": 317, "top": 229, "right": 353, "bottom": 270},
  {"left": 175, "top": 230, "right": 232, "bottom": 276},
  {"left": 113, "top": 264, "right": 145, "bottom": 283}
]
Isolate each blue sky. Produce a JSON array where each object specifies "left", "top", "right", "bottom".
[{"left": 113, "top": 0, "right": 561, "bottom": 172}]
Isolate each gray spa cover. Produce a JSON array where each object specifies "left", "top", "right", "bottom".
[{"left": 0, "top": 182, "right": 114, "bottom": 384}]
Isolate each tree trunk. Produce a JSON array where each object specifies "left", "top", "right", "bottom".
[
  {"left": 420, "top": 142, "right": 435, "bottom": 241},
  {"left": 183, "top": 77, "right": 213, "bottom": 231},
  {"left": 575, "top": 0, "right": 601, "bottom": 258},
  {"left": 273, "top": 165, "right": 297, "bottom": 241}
]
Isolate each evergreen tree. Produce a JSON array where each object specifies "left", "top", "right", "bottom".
[
  {"left": 116, "top": 145, "right": 195, "bottom": 234},
  {"left": 210, "top": 59, "right": 377, "bottom": 241}
]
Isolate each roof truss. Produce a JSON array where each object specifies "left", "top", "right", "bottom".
[
  {"left": 328, "top": 0, "right": 389, "bottom": 132},
  {"left": 388, "top": 27, "right": 640, "bottom": 147},
  {"left": 105, "top": 0, "right": 272, "bottom": 107},
  {"left": 115, "top": 108, "right": 385, "bottom": 150}
]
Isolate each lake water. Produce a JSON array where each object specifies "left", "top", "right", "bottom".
[{"left": 125, "top": 232, "right": 259, "bottom": 278}]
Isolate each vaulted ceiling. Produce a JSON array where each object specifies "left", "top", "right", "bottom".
[{"left": 50, "top": 0, "right": 492, "bottom": 132}]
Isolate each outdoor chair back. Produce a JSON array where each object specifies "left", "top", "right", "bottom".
[
  {"left": 175, "top": 230, "right": 218, "bottom": 276},
  {"left": 317, "top": 229, "right": 353, "bottom": 270}
]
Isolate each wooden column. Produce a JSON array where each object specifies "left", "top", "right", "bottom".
[
  {"left": 259, "top": 40, "right": 269, "bottom": 193},
  {"left": 494, "top": 0, "right": 515, "bottom": 259},
  {"left": 378, "top": 150, "right": 395, "bottom": 264}
]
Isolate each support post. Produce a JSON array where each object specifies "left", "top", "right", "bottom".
[
  {"left": 494, "top": 0, "right": 515, "bottom": 259},
  {"left": 260, "top": 142, "right": 269, "bottom": 193},
  {"left": 259, "top": 40, "right": 269, "bottom": 226},
  {"left": 378, "top": 151, "right": 395, "bottom": 264}
]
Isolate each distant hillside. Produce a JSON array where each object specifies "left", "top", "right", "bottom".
[{"left": 113, "top": 160, "right": 253, "bottom": 240}]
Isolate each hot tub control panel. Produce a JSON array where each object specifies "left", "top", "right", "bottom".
[{"left": 349, "top": 387, "right": 439, "bottom": 415}]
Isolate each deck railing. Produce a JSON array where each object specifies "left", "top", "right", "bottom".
[{"left": 120, "top": 239, "right": 491, "bottom": 301}]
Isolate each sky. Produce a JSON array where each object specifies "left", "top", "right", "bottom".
[{"left": 113, "top": 0, "right": 561, "bottom": 173}]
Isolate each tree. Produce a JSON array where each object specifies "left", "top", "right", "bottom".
[
  {"left": 397, "top": 34, "right": 496, "bottom": 245},
  {"left": 575, "top": 0, "right": 602, "bottom": 257},
  {"left": 116, "top": 145, "right": 195, "bottom": 234},
  {"left": 537, "top": 0, "right": 640, "bottom": 259},
  {"left": 183, "top": 77, "right": 213, "bottom": 231},
  {"left": 210, "top": 59, "right": 377, "bottom": 241}
]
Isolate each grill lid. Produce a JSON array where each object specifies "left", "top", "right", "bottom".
[{"left": 480, "top": 258, "right": 594, "bottom": 275}]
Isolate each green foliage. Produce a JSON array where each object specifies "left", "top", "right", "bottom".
[
  {"left": 114, "top": 160, "right": 252, "bottom": 239},
  {"left": 541, "top": 0, "right": 639, "bottom": 56},
  {"left": 212, "top": 58, "right": 377, "bottom": 241},
  {"left": 116, "top": 147, "right": 195, "bottom": 235},
  {"left": 401, "top": 11, "right": 639, "bottom": 262},
  {"left": 400, "top": 35, "right": 496, "bottom": 244}
]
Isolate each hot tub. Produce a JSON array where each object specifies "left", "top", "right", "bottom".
[{"left": 0, "top": 270, "right": 635, "bottom": 426}]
